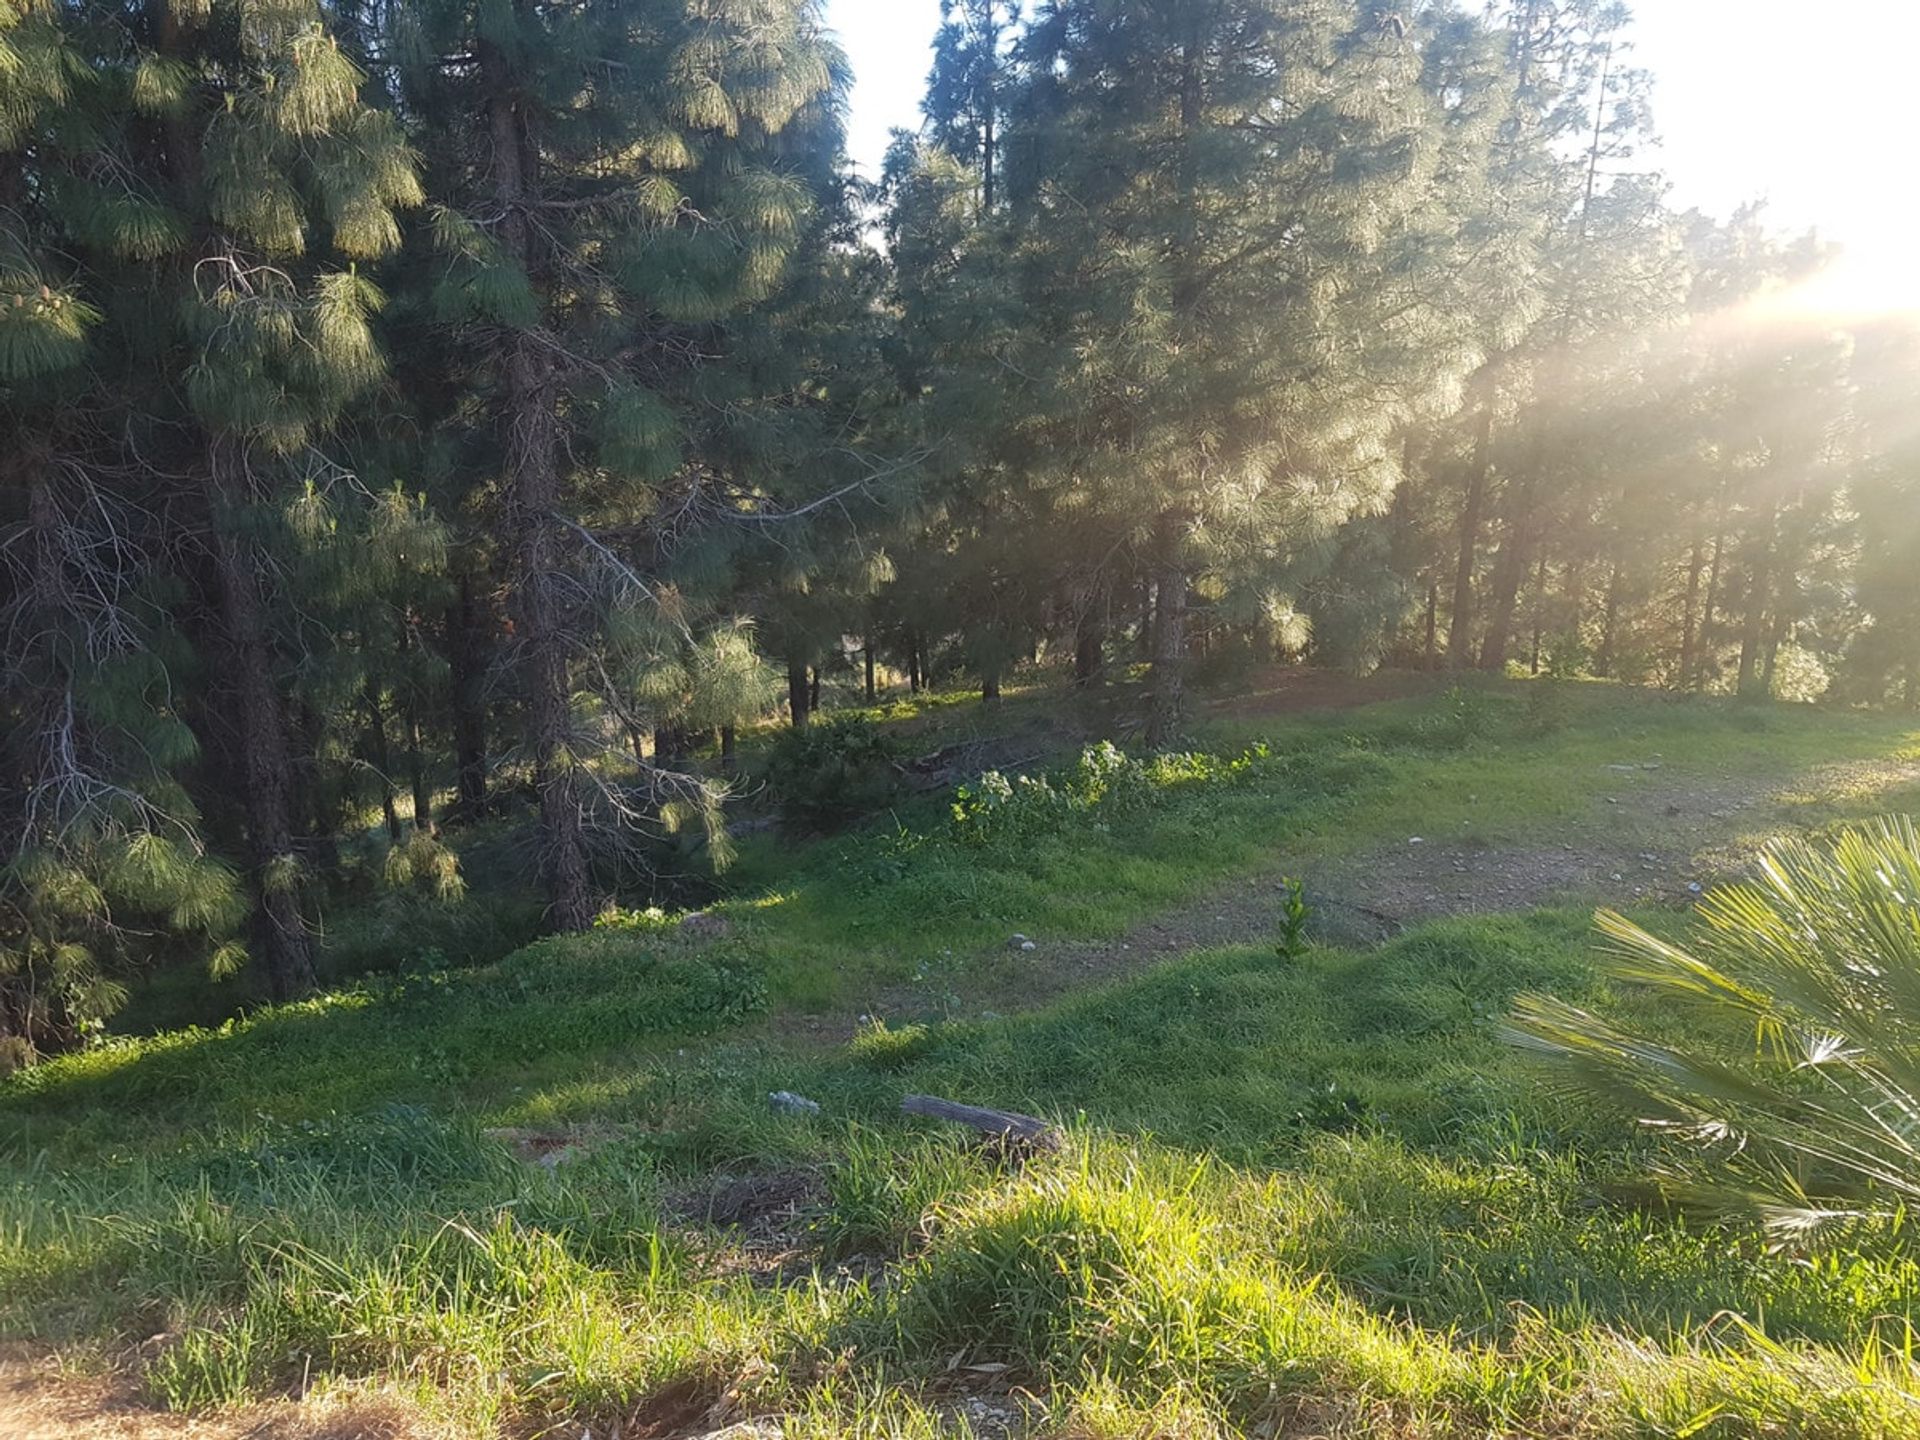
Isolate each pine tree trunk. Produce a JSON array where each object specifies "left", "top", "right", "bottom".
[
  {"left": 1529, "top": 552, "right": 1550, "bottom": 675},
  {"left": 787, "top": 653, "right": 811, "bottom": 728},
  {"left": 1448, "top": 397, "right": 1494, "bottom": 667},
  {"left": 405, "top": 705, "right": 434, "bottom": 834},
  {"left": 1595, "top": 555, "right": 1623, "bottom": 678},
  {"left": 448, "top": 567, "right": 489, "bottom": 819},
  {"left": 1762, "top": 603, "right": 1790, "bottom": 695},
  {"left": 1737, "top": 499, "right": 1779, "bottom": 700},
  {"left": 1478, "top": 489, "right": 1532, "bottom": 673},
  {"left": 364, "top": 692, "right": 403, "bottom": 842},
  {"left": 1678, "top": 529, "right": 1706, "bottom": 690},
  {"left": 1737, "top": 570, "right": 1768, "bottom": 699},
  {"left": 1073, "top": 584, "right": 1106, "bottom": 690},
  {"left": 209, "top": 442, "right": 316, "bottom": 1000},
  {"left": 486, "top": 58, "right": 594, "bottom": 932},
  {"left": 1146, "top": 513, "right": 1188, "bottom": 746},
  {"left": 1423, "top": 583, "right": 1439, "bottom": 670},
  {"left": 981, "top": 670, "right": 1001, "bottom": 702},
  {"left": 720, "top": 724, "right": 737, "bottom": 775},
  {"left": 505, "top": 336, "right": 593, "bottom": 930},
  {"left": 1700, "top": 522, "right": 1727, "bottom": 686},
  {"left": 809, "top": 666, "right": 821, "bottom": 714},
  {"left": 864, "top": 639, "right": 877, "bottom": 702}
]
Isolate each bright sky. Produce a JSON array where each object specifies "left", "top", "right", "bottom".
[{"left": 822, "top": 0, "right": 1920, "bottom": 314}]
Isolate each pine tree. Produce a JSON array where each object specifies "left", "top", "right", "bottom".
[
  {"left": 1001, "top": 0, "right": 1518, "bottom": 740},
  {"left": 395, "top": 0, "right": 845, "bottom": 927},
  {"left": 0, "top": 0, "right": 403, "bottom": 1041},
  {"left": 0, "top": 164, "right": 243, "bottom": 1056},
  {"left": 926, "top": 0, "right": 1021, "bottom": 213}
]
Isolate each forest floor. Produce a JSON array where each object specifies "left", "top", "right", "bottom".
[{"left": 9, "top": 673, "right": 1920, "bottom": 1439}]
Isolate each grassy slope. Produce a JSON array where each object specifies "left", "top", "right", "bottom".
[{"left": 6, "top": 679, "right": 1920, "bottom": 1436}]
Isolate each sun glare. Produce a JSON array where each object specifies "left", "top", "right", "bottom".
[{"left": 1772, "top": 243, "right": 1920, "bottom": 323}]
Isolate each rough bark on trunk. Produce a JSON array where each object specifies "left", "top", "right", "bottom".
[
  {"left": 864, "top": 640, "right": 877, "bottom": 702},
  {"left": 209, "top": 442, "right": 317, "bottom": 1000},
  {"left": 487, "top": 58, "right": 594, "bottom": 932},
  {"left": 505, "top": 334, "right": 594, "bottom": 930}
]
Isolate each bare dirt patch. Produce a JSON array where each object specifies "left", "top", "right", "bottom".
[{"left": 0, "top": 1346, "right": 430, "bottom": 1440}]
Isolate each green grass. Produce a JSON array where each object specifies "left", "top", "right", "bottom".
[{"left": 7, "top": 679, "right": 1920, "bottom": 1436}]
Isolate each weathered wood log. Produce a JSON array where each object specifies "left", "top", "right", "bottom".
[{"left": 900, "top": 1094, "right": 1064, "bottom": 1151}]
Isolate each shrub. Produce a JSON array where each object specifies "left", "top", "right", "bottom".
[
  {"left": 321, "top": 886, "right": 544, "bottom": 979},
  {"left": 949, "top": 740, "right": 1270, "bottom": 848},
  {"left": 766, "top": 717, "right": 904, "bottom": 830}
]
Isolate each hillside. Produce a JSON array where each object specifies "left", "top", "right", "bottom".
[{"left": 7, "top": 677, "right": 1920, "bottom": 1438}]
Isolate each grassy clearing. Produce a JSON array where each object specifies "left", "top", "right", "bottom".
[{"left": 7, "top": 680, "right": 1920, "bottom": 1436}]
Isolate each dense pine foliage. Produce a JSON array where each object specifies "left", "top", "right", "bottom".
[{"left": 4, "top": 0, "right": 1917, "bottom": 1061}]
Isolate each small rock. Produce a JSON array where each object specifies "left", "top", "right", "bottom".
[
  {"left": 1019, "top": 940, "right": 1036, "bottom": 952},
  {"left": 1688, "top": 881, "right": 1704, "bottom": 894},
  {"left": 1007, "top": 933, "right": 1030, "bottom": 950},
  {"left": 768, "top": 1091, "right": 821, "bottom": 1117},
  {"left": 1408, "top": 836, "right": 1426, "bottom": 845}
]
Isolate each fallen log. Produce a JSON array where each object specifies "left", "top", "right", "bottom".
[{"left": 900, "top": 1094, "right": 1064, "bottom": 1151}]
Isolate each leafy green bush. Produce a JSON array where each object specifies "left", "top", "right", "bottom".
[
  {"left": 1507, "top": 816, "right": 1920, "bottom": 1236},
  {"left": 950, "top": 740, "right": 1271, "bottom": 848},
  {"left": 766, "top": 716, "right": 904, "bottom": 830}
]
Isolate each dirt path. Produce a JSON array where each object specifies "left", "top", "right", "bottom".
[{"left": 798, "top": 754, "right": 1920, "bottom": 1034}]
